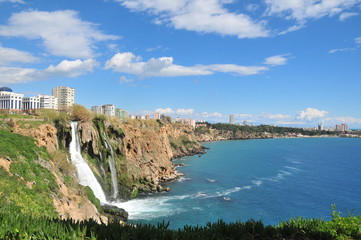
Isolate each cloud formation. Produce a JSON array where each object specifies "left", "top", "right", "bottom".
[
  {"left": 0, "top": 45, "right": 38, "bottom": 65},
  {"left": 355, "top": 37, "right": 361, "bottom": 44},
  {"left": 105, "top": 52, "right": 272, "bottom": 78},
  {"left": 116, "top": 0, "right": 269, "bottom": 38},
  {"left": 263, "top": 54, "right": 290, "bottom": 66},
  {"left": 0, "top": 0, "right": 25, "bottom": 3},
  {"left": 0, "top": 10, "right": 119, "bottom": 59},
  {"left": 339, "top": 12, "right": 358, "bottom": 21},
  {"left": 296, "top": 107, "right": 328, "bottom": 121},
  {"left": 176, "top": 108, "right": 194, "bottom": 115},
  {"left": 0, "top": 59, "right": 98, "bottom": 84},
  {"left": 265, "top": 0, "right": 361, "bottom": 21},
  {"left": 155, "top": 107, "right": 175, "bottom": 114}
]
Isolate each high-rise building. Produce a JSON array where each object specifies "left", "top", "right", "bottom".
[
  {"left": 336, "top": 124, "right": 348, "bottom": 132},
  {"left": 318, "top": 124, "right": 324, "bottom": 131},
  {"left": 229, "top": 115, "right": 235, "bottom": 125},
  {"left": 102, "top": 104, "right": 115, "bottom": 116},
  {"left": 243, "top": 120, "right": 248, "bottom": 126},
  {"left": 52, "top": 86, "right": 75, "bottom": 110},
  {"left": 91, "top": 106, "right": 102, "bottom": 114},
  {"left": 115, "top": 108, "right": 128, "bottom": 121}
]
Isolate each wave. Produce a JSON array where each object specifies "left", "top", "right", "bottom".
[
  {"left": 252, "top": 180, "right": 263, "bottom": 186},
  {"left": 206, "top": 179, "right": 216, "bottom": 183},
  {"left": 114, "top": 185, "right": 250, "bottom": 219},
  {"left": 177, "top": 177, "right": 191, "bottom": 182},
  {"left": 284, "top": 166, "right": 301, "bottom": 172}
]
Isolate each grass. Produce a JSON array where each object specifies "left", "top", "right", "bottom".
[{"left": 0, "top": 130, "right": 58, "bottom": 218}]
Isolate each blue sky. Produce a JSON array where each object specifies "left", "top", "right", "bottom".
[{"left": 0, "top": 0, "right": 360, "bottom": 128}]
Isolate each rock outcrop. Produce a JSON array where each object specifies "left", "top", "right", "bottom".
[{"left": 13, "top": 123, "right": 59, "bottom": 153}]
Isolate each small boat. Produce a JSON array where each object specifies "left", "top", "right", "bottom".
[{"left": 206, "top": 179, "right": 216, "bottom": 183}]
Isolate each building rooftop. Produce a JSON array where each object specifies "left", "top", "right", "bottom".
[{"left": 0, "top": 87, "right": 13, "bottom": 92}]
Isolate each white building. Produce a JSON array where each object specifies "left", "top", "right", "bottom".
[
  {"left": 91, "top": 106, "right": 102, "bottom": 114},
  {"left": 0, "top": 90, "right": 24, "bottom": 111},
  {"left": 91, "top": 104, "right": 116, "bottom": 117},
  {"left": 153, "top": 112, "right": 161, "bottom": 120},
  {"left": 229, "top": 115, "right": 235, "bottom": 125},
  {"left": 38, "top": 95, "right": 58, "bottom": 109},
  {"left": 115, "top": 108, "right": 128, "bottom": 121},
  {"left": 336, "top": 124, "right": 348, "bottom": 132},
  {"left": 102, "top": 104, "right": 115, "bottom": 116},
  {"left": 52, "top": 86, "right": 75, "bottom": 110},
  {"left": 23, "top": 96, "right": 41, "bottom": 110}
]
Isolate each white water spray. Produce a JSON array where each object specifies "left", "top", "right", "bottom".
[
  {"left": 103, "top": 132, "right": 119, "bottom": 199},
  {"left": 69, "top": 121, "right": 107, "bottom": 204}
]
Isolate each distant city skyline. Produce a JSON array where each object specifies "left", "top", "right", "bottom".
[{"left": 0, "top": 0, "right": 360, "bottom": 128}]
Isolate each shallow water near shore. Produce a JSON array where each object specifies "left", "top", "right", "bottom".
[{"left": 115, "top": 138, "right": 361, "bottom": 229}]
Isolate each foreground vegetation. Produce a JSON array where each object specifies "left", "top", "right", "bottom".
[{"left": 0, "top": 203, "right": 360, "bottom": 240}]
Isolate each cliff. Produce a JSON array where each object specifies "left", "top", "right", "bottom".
[
  {"left": 77, "top": 118, "right": 205, "bottom": 197},
  {"left": 194, "top": 124, "right": 337, "bottom": 142}
]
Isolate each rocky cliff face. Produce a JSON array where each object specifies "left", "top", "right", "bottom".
[
  {"left": 77, "top": 119, "right": 205, "bottom": 197},
  {"left": 194, "top": 126, "right": 324, "bottom": 142},
  {"left": 5, "top": 118, "right": 205, "bottom": 222},
  {"left": 13, "top": 122, "right": 59, "bottom": 153}
]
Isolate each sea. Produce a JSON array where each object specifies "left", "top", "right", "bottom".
[{"left": 116, "top": 137, "right": 361, "bottom": 229}]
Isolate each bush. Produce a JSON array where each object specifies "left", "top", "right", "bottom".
[{"left": 71, "top": 104, "right": 93, "bottom": 122}]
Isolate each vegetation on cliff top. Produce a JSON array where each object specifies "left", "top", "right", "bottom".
[{"left": 210, "top": 123, "right": 335, "bottom": 136}]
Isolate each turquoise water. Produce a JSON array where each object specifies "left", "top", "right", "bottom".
[{"left": 117, "top": 138, "right": 361, "bottom": 229}]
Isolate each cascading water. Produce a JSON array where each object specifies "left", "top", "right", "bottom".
[
  {"left": 69, "top": 121, "right": 107, "bottom": 204},
  {"left": 103, "top": 132, "right": 119, "bottom": 199}
]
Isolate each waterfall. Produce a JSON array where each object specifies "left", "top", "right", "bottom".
[
  {"left": 103, "top": 132, "right": 119, "bottom": 199},
  {"left": 69, "top": 121, "right": 107, "bottom": 204}
]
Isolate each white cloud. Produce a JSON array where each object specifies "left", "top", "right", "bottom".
[
  {"left": 355, "top": 37, "right": 361, "bottom": 44},
  {"left": 45, "top": 59, "right": 98, "bottom": 77},
  {"left": 0, "top": 66, "right": 39, "bottom": 84},
  {"left": 146, "top": 45, "right": 164, "bottom": 52},
  {"left": 176, "top": 108, "right": 194, "bottom": 115},
  {"left": 296, "top": 107, "right": 328, "bottom": 121},
  {"left": 205, "top": 64, "right": 268, "bottom": 75},
  {"left": 278, "top": 22, "right": 306, "bottom": 35},
  {"left": 105, "top": 52, "right": 272, "bottom": 78},
  {"left": 328, "top": 48, "right": 355, "bottom": 53},
  {"left": 324, "top": 116, "right": 361, "bottom": 125},
  {"left": 0, "top": 59, "right": 98, "bottom": 84},
  {"left": 155, "top": 107, "right": 175, "bottom": 114},
  {"left": 275, "top": 121, "right": 306, "bottom": 125},
  {"left": 201, "top": 112, "right": 223, "bottom": 118},
  {"left": 266, "top": 114, "right": 292, "bottom": 119},
  {"left": 246, "top": 4, "right": 260, "bottom": 12},
  {"left": 0, "top": 0, "right": 25, "bottom": 3},
  {"left": 119, "top": 76, "right": 133, "bottom": 84},
  {"left": 234, "top": 113, "right": 254, "bottom": 119},
  {"left": 339, "top": 12, "right": 358, "bottom": 21},
  {"left": 0, "top": 10, "right": 119, "bottom": 59},
  {"left": 105, "top": 52, "right": 212, "bottom": 77},
  {"left": 263, "top": 54, "right": 290, "bottom": 66},
  {"left": 0, "top": 45, "right": 38, "bottom": 65},
  {"left": 265, "top": 0, "right": 361, "bottom": 20},
  {"left": 116, "top": 0, "right": 269, "bottom": 38}
]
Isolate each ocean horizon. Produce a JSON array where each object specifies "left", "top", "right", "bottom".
[{"left": 116, "top": 137, "right": 361, "bottom": 229}]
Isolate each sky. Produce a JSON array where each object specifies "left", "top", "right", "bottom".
[{"left": 0, "top": 0, "right": 360, "bottom": 128}]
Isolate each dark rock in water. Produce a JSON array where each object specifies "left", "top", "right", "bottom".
[{"left": 102, "top": 204, "right": 128, "bottom": 223}]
